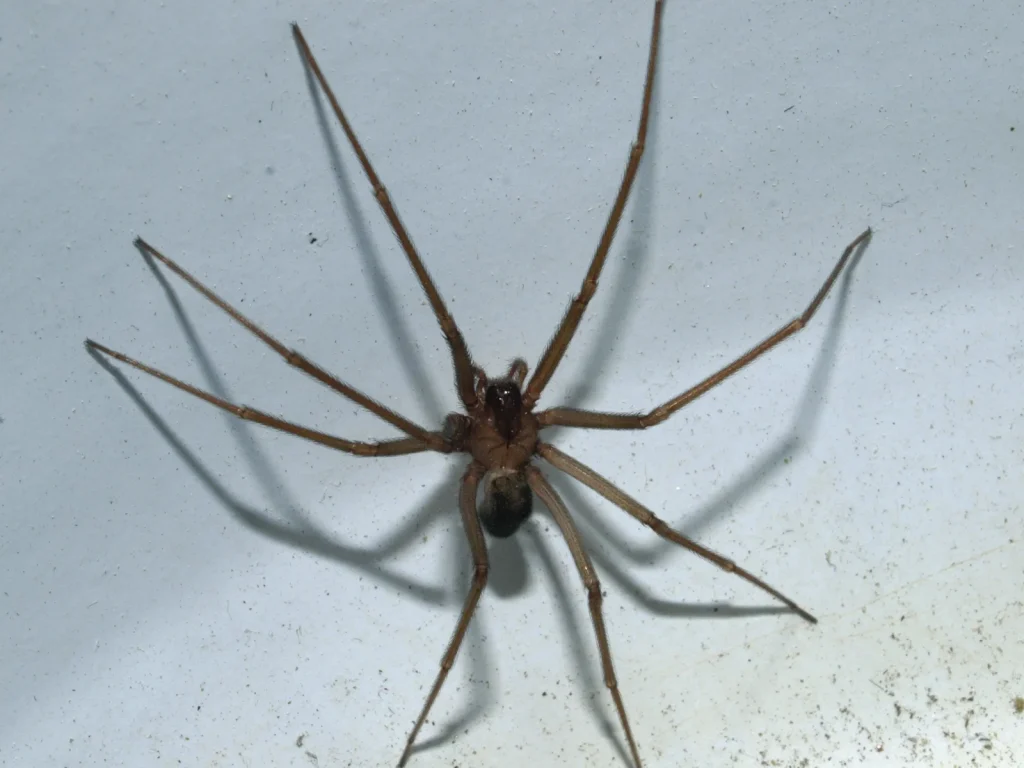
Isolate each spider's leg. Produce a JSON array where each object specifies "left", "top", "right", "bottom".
[
  {"left": 523, "top": 0, "right": 665, "bottom": 408},
  {"left": 538, "top": 442, "right": 817, "bottom": 623},
  {"left": 527, "top": 467, "right": 644, "bottom": 768},
  {"left": 537, "top": 228, "right": 872, "bottom": 431},
  {"left": 132, "top": 238, "right": 443, "bottom": 449},
  {"left": 87, "top": 340, "right": 434, "bottom": 457},
  {"left": 292, "top": 24, "right": 478, "bottom": 411},
  {"left": 399, "top": 462, "right": 488, "bottom": 766}
]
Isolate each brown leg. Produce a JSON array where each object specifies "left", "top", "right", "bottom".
[
  {"left": 537, "top": 442, "right": 817, "bottom": 623},
  {"left": 399, "top": 462, "right": 488, "bottom": 766},
  {"left": 526, "top": 467, "right": 643, "bottom": 767},
  {"left": 291, "top": 24, "right": 479, "bottom": 411},
  {"left": 86, "top": 340, "right": 433, "bottom": 456},
  {"left": 133, "top": 237, "right": 444, "bottom": 449},
  {"left": 537, "top": 227, "right": 872, "bottom": 430},
  {"left": 523, "top": 0, "right": 665, "bottom": 409}
]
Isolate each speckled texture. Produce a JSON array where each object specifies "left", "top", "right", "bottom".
[{"left": 2, "top": 1, "right": 1021, "bottom": 766}]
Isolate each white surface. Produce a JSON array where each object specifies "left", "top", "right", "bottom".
[{"left": 2, "top": 1, "right": 1022, "bottom": 766}]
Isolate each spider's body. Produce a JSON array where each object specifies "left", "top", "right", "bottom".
[
  {"left": 441, "top": 361, "right": 539, "bottom": 537},
  {"left": 87, "top": 2, "right": 872, "bottom": 765},
  {"left": 460, "top": 362, "right": 539, "bottom": 537}
]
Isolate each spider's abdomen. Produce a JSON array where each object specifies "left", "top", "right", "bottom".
[{"left": 479, "top": 469, "right": 532, "bottom": 538}]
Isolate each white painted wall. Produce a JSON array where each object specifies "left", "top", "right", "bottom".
[{"left": 2, "top": 1, "right": 1021, "bottom": 765}]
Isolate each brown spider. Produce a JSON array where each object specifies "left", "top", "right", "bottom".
[{"left": 86, "top": 2, "right": 872, "bottom": 765}]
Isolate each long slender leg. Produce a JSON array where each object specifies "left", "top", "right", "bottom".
[
  {"left": 523, "top": 0, "right": 665, "bottom": 409},
  {"left": 537, "top": 442, "right": 817, "bottom": 623},
  {"left": 399, "top": 462, "right": 488, "bottom": 766},
  {"left": 291, "top": 24, "right": 479, "bottom": 411},
  {"left": 134, "top": 237, "right": 444, "bottom": 449},
  {"left": 527, "top": 467, "right": 643, "bottom": 768},
  {"left": 86, "top": 340, "right": 434, "bottom": 457},
  {"left": 537, "top": 227, "right": 872, "bottom": 430}
]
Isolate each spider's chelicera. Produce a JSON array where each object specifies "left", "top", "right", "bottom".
[{"left": 86, "top": 2, "right": 872, "bottom": 766}]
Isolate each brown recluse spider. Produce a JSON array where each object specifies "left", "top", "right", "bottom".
[{"left": 86, "top": 2, "right": 872, "bottom": 765}]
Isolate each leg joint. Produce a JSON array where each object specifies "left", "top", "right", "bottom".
[{"left": 576, "top": 278, "right": 599, "bottom": 304}]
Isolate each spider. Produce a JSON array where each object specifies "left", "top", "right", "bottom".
[{"left": 86, "top": 2, "right": 872, "bottom": 765}]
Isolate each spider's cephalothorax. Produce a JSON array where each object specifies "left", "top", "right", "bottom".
[{"left": 88, "top": 4, "right": 872, "bottom": 764}]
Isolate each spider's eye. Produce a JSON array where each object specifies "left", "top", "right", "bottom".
[{"left": 485, "top": 381, "right": 523, "bottom": 441}]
